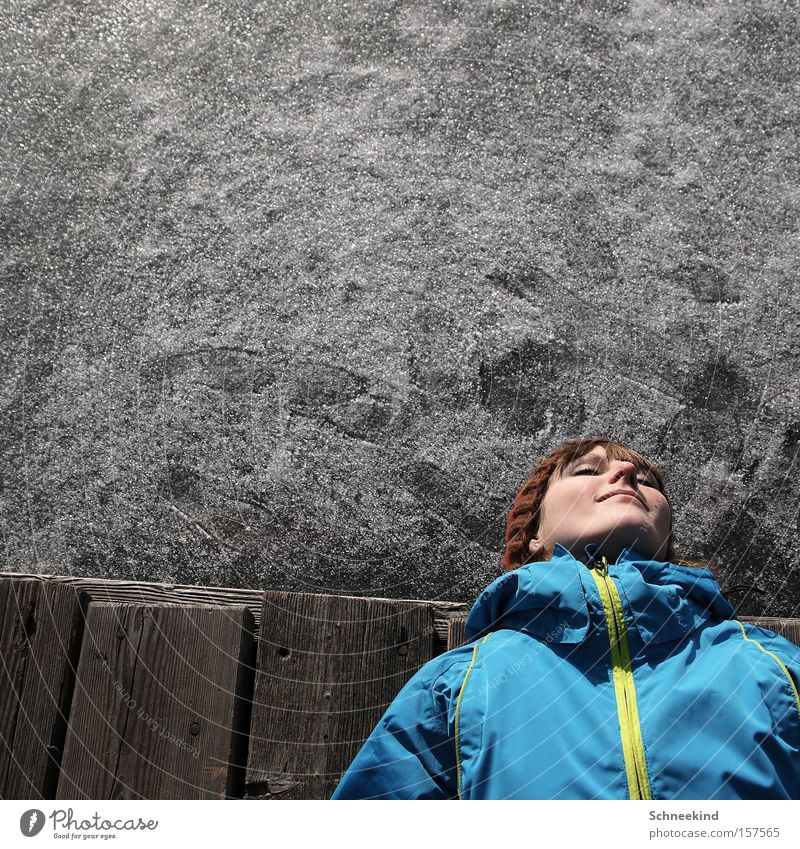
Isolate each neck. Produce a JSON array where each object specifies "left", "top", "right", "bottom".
[{"left": 559, "top": 540, "right": 658, "bottom": 565}]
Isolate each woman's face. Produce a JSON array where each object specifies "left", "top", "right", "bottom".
[{"left": 528, "top": 445, "right": 673, "bottom": 562}]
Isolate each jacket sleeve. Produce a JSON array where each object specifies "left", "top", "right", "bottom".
[
  {"left": 742, "top": 624, "right": 800, "bottom": 713},
  {"left": 330, "top": 660, "right": 459, "bottom": 799}
]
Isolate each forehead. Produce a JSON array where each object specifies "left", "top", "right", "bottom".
[
  {"left": 557, "top": 443, "right": 655, "bottom": 473},
  {"left": 560, "top": 445, "right": 608, "bottom": 468},
  {"left": 575, "top": 446, "right": 607, "bottom": 462}
]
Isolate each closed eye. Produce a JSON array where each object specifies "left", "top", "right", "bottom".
[{"left": 572, "top": 464, "right": 659, "bottom": 488}]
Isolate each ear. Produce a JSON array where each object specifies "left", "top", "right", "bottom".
[{"left": 528, "top": 538, "right": 542, "bottom": 554}]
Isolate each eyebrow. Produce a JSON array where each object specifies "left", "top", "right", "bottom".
[{"left": 563, "top": 455, "right": 602, "bottom": 473}]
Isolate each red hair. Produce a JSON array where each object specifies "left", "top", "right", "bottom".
[{"left": 502, "top": 437, "right": 675, "bottom": 571}]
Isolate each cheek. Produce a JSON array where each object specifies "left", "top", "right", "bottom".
[
  {"left": 541, "top": 485, "right": 588, "bottom": 527},
  {"left": 654, "top": 500, "right": 673, "bottom": 534}
]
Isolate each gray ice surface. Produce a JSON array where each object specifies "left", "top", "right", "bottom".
[{"left": 1, "top": 0, "right": 798, "bottom": 615}]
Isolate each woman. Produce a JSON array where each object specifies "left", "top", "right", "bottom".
[{"left": 331, "top": 438, "right": 800, "bottom": 799}]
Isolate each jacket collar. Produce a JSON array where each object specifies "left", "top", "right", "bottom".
[{"left": 465, "top": 544, "right": 735, "bottom": 646}]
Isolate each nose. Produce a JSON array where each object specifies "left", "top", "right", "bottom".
[{"left": 608, "top": 460, "right": 639, "bottom": 487}]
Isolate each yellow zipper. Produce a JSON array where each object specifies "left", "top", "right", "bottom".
[
  {"left": 454, "top": 634, "right": 491, "bottom": 800},
  {"left": 590, "top": 556, "right": 653, "bottom": 800}
]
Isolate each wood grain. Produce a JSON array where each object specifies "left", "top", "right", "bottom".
[
  {"left": 246, "top": 592, "right": 439, "bottom": 799},
  {"left": 57, "top": 602, "right": 255, "bottom": 799},
  {"left": 446, "top": 617, "right": 468, "bottom": 651},
  {"left": 0, "top": 579, "right": 85, "bottom": 799}
]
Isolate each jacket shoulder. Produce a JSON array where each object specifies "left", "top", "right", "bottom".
[
  {"left": 416, "top": 640, "right": 491, "bottom": 692},
  {"left": 405, "top": 640, "right": 482, "bottom": 682},
  {"left": 422, "top": 631, "right": 533, "bottom": 723},
  {"left": 733, "top": 620, "right": 800, "bottom": 717},
  {"left": 423, "top": 630, "right": 530, "bottom": 679},
  {"left": 736, "top": 621, "right": 800, "bottom": 664},
  {"left": 384, "top": 641, "right": 487, "bottom": 724}
]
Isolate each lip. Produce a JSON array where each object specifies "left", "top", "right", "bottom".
[{"left": 597, "top": 488, "right": 647, "bottom": 508}]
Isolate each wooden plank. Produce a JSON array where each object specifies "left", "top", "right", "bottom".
[
  {"left": 447, "top": 617, "right": 468, "bottom": 651},
  {"left": 741, "top": 617, "right": 800, "bottom": 648},
  {"left": 246, "top": 593, "right": 438, "bottom": 800},
  {"left": 0, "top": 579, "right": 40, "bottom": 796},
  {"left": 2, "top": 573, "right": 265, "bottom": 629},
  {"left": 57, "top": 603, "right": 255, "bottom": 799},
  {"left": 0, "top": 579, "right": 85, "bottom": 799},
  {"left": 0, "top": 574, "right": 468, "bottom": 645}
]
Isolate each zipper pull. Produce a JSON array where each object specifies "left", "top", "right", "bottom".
[{"left": 594, "top": 555, "right": 609, "bottom": 576}]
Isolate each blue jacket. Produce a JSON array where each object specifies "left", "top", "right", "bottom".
[{"left": 331, "top": 545, "right": 800, "bottom": 799}]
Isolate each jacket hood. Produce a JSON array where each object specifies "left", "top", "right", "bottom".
[{"left": 465, "top": 544, "right": 735, "bottom": 646}]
